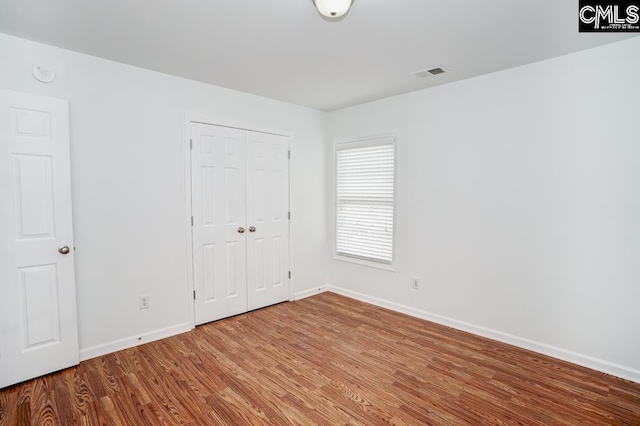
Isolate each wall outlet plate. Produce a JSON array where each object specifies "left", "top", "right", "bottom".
[{"left": 139, "top": 295, "right": 150, "bottom": 310}]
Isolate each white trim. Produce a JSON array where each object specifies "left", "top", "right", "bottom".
[
  {"left": 186, "top": 112, "right": 292, "bottom": 139},
  {"left": 287, "top": 136, "right": 293, "bottom": 302},
  {"left": 77, "top": 285, "right": 640, "bottom": 383},
  {"left": 184, "top": 112, "right": 294, "bottom": 323},
  {"left": 79, "top": 323, "right": 191, "bottom": 361},
  {"left": 336, "top": 135, "right": 395, "bottom": 149},
  {"left": 334, "top": 131, "right": 399, "bottom": 147},
  {"left": 293, "top": 286, "right": 327, "bottom": 301},
  {"left": 333, "top": 254, "right": 396, "bottom": 272},
  {"left": 325, "top": 285, "right": 640, "bottom": 384},
  {"left": 184, "top": 115, "right": 196, "bottom": 330}
]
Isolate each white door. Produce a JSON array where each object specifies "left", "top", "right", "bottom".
[
  {"left": 191, "top": 123, "right": 248, "bottom": 325},
  {"left": 0, "top": 89, "right": 79, "bottom": 388},
  {"left": 191, "top": 123, "right": 290, "bottom": 325},
  {"left": 245, "top": 131, "right": 290, "bottom": 311}
]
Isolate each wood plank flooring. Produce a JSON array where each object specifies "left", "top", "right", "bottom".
[{"left": 1, "top": 292, "right": 639, "bottom": 425}]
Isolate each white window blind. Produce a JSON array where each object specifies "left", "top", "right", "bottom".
[{"left": 336, "top": 137, "right": 395, "bottom": 265}]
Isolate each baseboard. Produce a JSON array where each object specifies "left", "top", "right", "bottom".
[
  {"left": 79, "top": 322, "right": 191, "bottom": 362},
  {"left": 326, "top": 285, "right": 640, "bottom": 384},
  {"left": 293, "top": 285, "right": 327, "bottom": 301}
]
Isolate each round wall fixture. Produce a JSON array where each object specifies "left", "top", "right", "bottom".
[{"left": 32, "top": 66, "right": 56, "bottom": 83}]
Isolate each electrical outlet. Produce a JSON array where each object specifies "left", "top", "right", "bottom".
[
  {"left": 139, "top": 295, "right": 150, "bottom": 310},
  {"left": 412, "top": 278, "right": 420, "bottom": 290}
]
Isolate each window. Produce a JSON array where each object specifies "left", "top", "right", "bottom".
[{"left": 336, "top": 136, "right": 396, "bottom": 267}]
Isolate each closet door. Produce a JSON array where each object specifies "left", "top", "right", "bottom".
[
  {"left": 191, "top": 123, "right": 247, "bottom": 325},
  {"left": 246, "top": 131, "right": 290, "bottom": 310}
]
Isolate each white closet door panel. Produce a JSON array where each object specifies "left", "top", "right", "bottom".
[
  {"left": 0, "top": 89, "right": 79, "bottom": 389},
  {"left": 246, "top": 131, "right": 290, "bottom": 311},
  {"left": 191, "top": 123, "right": 247, "bottom": 325}
]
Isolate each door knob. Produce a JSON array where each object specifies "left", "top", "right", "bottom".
[
  {"left": 249, "top": 226, "right": 256, "bottom": 233},
  {"left": 238, "top": 227, "right": 245, "bottom": 233},
  {"left": 59, "top": 245, "right": 70, "bottom": 255}
]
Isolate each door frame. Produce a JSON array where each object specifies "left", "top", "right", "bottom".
[{"left": 183, "top": 113, "right": 293, "bottom": 330}]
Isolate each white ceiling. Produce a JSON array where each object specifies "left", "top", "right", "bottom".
[{"left": 0, "top": 0, "right": 636, "bottom": 111}]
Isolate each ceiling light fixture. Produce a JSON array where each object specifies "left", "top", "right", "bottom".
[{"left": 314, "top": 0, "right": 354, "bottom": 18}]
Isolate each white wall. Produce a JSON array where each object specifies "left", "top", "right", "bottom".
[
  {"left": 0, "top": 33, "right": 328, "bottom": 357},
  {"left": 327, "top": 37, "right": 640, "bottom": 382},
  {"left": 3, "top": 30, "right": 639, "bottom": 382}
]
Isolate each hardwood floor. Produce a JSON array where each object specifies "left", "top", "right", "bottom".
[{"left": 1, "top": 292, "right": 639, "bottom": 425}]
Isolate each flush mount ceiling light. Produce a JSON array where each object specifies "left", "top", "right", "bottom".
[{"left": 314, "top": 0, "right": 354, "bottom": 18}]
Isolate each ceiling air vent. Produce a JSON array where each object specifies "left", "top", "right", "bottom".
[{"left": 411, "top": 66, "right": 448, "bottom": 79}]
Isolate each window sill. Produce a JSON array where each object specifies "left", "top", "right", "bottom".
[{"left": 333, "top": 254, "right": 396, "bottom": 272}]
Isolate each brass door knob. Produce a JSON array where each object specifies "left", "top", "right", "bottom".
[
  {"left": 249, "top": 226, "right": 256, "bottom": 233},
  {"left": 59, "top": 245, "right": 70, "bottom": 255},
  {"left": 238, "top": 227, "right": 245, "bottom": 233}
]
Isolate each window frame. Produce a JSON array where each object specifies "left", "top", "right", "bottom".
[{"left": 334, "top": 134, "right": 398, "bottom": 272}]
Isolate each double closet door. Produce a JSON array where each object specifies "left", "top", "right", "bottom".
[{"left": 191, "top": 123, "right": 290, "bottom": 325}]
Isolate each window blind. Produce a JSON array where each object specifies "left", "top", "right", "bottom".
[{"left": 336, "top": 139, "right": 395, "bottom": 264}]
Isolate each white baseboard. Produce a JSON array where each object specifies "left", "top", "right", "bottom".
[
  {"left": 79, "top": 322, "right": 192, "bottom": 362},
  {"left": 326, "top": 285, "right": 640, "bottom": 384},
  {"left": 293, "top": 285, "right": 327, "bottom": 301}
]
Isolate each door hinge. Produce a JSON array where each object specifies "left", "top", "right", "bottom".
[
  {"left": 191, "top": 216, "right": 194, "bottom": 226},
  {"left": 288, "top": 211, "right": 291, "bottom": 220},
  {"left": 190, "top": 139, "right": 193, "bottom": 150},
  {"left": 289, "top": 271, "right": 291, "bottom": 279},
  {"left": 288, "top": 150, "right": 290, "bottom": 159},
  {"left": 193, "top": 290, "right": 196, "bottom": 300}
]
